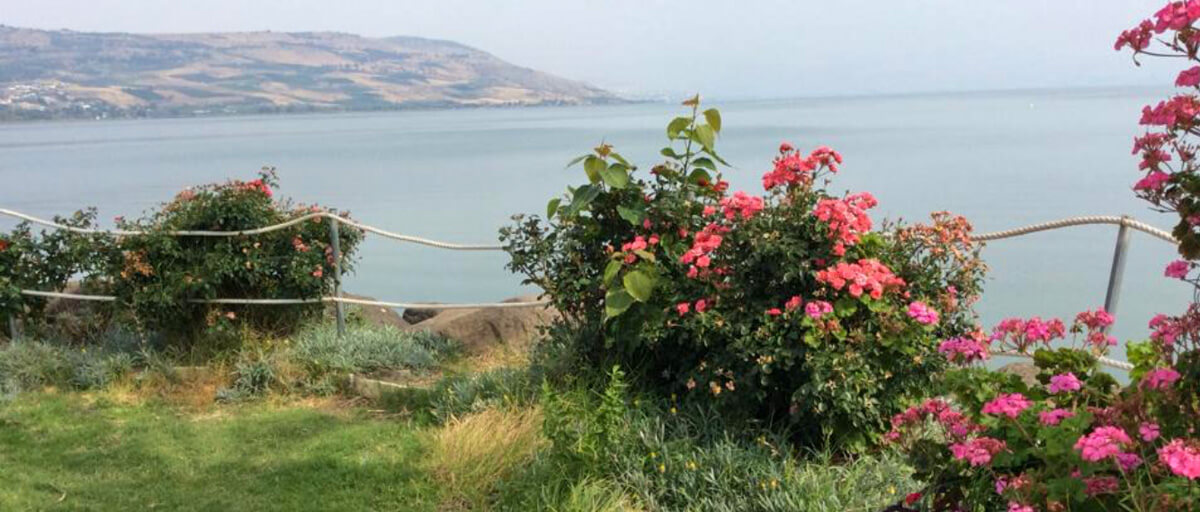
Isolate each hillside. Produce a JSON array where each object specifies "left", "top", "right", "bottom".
[{"left": 0, "top": 26, "right": 621, "bottom": 120}]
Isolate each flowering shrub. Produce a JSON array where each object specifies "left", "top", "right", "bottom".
[
  {"left": 105, "top": 168, "right": 362, "bottom": 343},
  {"left": 2, "top": 169, "right": 361, "bottom": 346},
  {"left": 502, "top": 97, "right": 987, "bottom": 449},
  {"left": 0, "top": 210, "right": 114, "bottom": 338}
]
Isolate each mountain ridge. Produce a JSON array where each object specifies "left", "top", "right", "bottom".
[{"left": 0, "top": 25, "right": 623, "bottom": 121}]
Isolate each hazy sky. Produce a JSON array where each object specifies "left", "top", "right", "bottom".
[{"left": 0, "top": 0, "right": 1181, "bottom": 98}]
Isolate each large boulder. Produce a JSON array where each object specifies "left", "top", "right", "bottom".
[
  {"left": 404, "top": 294, "right": 558, "bottom": 354},
  {"left": 338, "top": 293, "right": 409, "bottom": 329},
  {"left": 998, "top": 361, "right": 1039, "bottom": 387},
  {"left": 401, "top": 304, "right": 444, "bottom": 325}
]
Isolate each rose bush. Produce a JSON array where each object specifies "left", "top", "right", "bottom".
[
  {"left": 106, "top": 168, "right": 362, "bottom": 344},
  {"left": 503, "top": 97, "right": 987, "bottom": 450},
  {"left": 884, "top": 4, "right": 1200, "bottom": 510},
  {"left": 1, "top": 168, "right": 361, "bottom": 347}
]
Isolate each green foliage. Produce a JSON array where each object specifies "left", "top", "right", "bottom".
[
  {"left": 0, "top": 169, "right": 363, "bottom": 348},
  {"left": 290, "top": 323, "right": 457, "bottom": 378},
  {"left": 501, "top": 99, "right": 986, "bottom": 450},
  {"left": 0, "top": 209, "right": 114, "bottom": 337},
  {"left": 424, "top": 367, "right": 539, "bottom": 423}
]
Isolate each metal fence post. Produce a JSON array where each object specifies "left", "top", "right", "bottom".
[
  {"left": 6, "top": 314, "right": 17, "bottom": 341},
  {"left": 1102, "top": 216, "right": 1133, "bottom": 330},
  {"left": 329, "top": 218, "right": 346, "bottom": 338}
]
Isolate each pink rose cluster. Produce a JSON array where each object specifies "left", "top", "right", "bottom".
[
  {"left": 815, "top": 258, "right": 905, "bottom": 300},
  {"left": 718, "top": 191, "right": 765, "bottom": 221},
  {"left": 679, "top": 223, "right": 728, "bottom": 278},
  {"left": 812, "top": 192, "right": 877, "bottom": 256},
  {"left": 762, "top": 143, "right": 843, "bottom": 191}
]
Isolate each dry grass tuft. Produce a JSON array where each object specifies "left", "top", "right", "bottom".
[{"left": 430, "top": 406, "right": 547, "bottom": 509}]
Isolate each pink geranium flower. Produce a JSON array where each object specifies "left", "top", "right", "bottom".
[
  {"left": 907, "top": 301, "right": 939, "bottom": 325},
  {"left": 1048, "top": 373, "right": 1083, "bottom": 394},
  {"left": 1159, "top": 439, "right": 1200, "bottom": 479},
  {"left": 949, "top": 437, "right": 1007, "bottom": 467},
  {"left": 982, "top": 393, "right": 1031, "bottom": 419},
  {"left": 1074, "top": 426, "right": 1133, "bottom": 462},
  {"left": 1166, "top": 259, "right": 1191, "bottom": 279},
  {"left": 1143, "top": 367, "right": 1181, "bottom": 390}
]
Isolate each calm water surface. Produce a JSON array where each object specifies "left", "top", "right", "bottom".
[{"left": 0, "top": 87, "right": 1190, "bottom": 360}]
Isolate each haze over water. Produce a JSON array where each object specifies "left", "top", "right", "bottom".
[{"left": 0, "top": 86, "right": 1190, "bottom": 360}]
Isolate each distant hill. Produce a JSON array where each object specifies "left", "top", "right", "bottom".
[{"left": 0, "top": 25, "right": 622, "bottom": 121}]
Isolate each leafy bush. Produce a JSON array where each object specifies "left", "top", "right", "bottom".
[
  {"left": 106, "top": 168, "right": 362, "bottom": 344},
  {"left": 502, "top": 98, "right": 986, "bottom": 450},
  {"left": 425, "top": 367, "right": 540, "bottom": 423},
  {"left": 0, "top": 337, "right": 140, "bottom": 395},
  {"left": 290, "top": 323, "right": 457, "bottom": 377},
  {"left": 1, "top": 169, "right": 363, "bottom": 347},
  {"left": 0, "top": 209, "right": 114, "bottom": 338}
]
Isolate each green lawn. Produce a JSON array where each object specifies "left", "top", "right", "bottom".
[{"left": 0, "top": 392, "right": 438, "bottom": 511}]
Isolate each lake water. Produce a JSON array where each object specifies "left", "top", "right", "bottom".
[{"left": 0, "top": 87, "right": 1191, "bottom": 361}]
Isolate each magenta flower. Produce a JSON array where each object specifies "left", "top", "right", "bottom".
[
  {"left": 1159, "top": 439, "right": 1200, "bottom": 479},
  {"left": 938, "top": 337, "right": 989, "bottom": 365},
  {"left": 949, "top": 437, "right": 1007, "bottom": 467},
  {"left": 1140, "top": 422, "right": 1161, "bottom": 442},
  {"left": 1143, "top": 367, "right": 1181, "bottom": 390},
  {"left": 1007, "top": 503, "right": 1034, "bottom": 512},
  {"left": 1038, "top": 408, "right": 1075, "bottom": 426},
  {"left": 1178, "top": 66, "right": 1200, "bottom": 87},
  {"left": 907, "top": 301, "right": 939, "bottom": 325},
  {"left": 982, "top": 393, "right": 1031, "bottom": 419},
  {"left": 1048, "top": 373, "right": 1083, "bottom": 394},
  {"left": 804, "top": 300, "right": 833, "bottom": 319},
  {"left": 1074, "top": 426, "right": 1133, "bottom": 462},
  {"left": 1165, "top": 259, "right": 1191, "bottom": 279}
]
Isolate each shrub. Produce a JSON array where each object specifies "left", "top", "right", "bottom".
[
  {"left": 426, "top": 366, "right": 539, "bottom": 423},
  {"left": 0, "top": 209, "right": 114, "bottom": 338},
  {"left": 501, "top": 98, "right": 986, "bottom": 450},
  {"left": 106, "top": 168, "right": 362, "bottom": 344}
]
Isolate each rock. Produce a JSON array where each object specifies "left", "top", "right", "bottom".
[
  {"left": 338, "top": 293, "right": 409, "bottom": 329},
  {"left": 401, "top": 304, "right": 444, "bottom": 325},
  {"left": 998, "top": 362, "right": 1039, "bottom": 387},
  {"left": 404, "top": 294, "right": 559, "bottom": 355}
]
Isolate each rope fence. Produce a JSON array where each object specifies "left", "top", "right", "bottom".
[{"left": 0, "top": 208, "right": 1182, "bottom": 370}]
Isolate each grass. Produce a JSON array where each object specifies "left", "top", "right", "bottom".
[
  {"left": 0, "top": 391, "right": 439, "bottom": 511},
  {"left": 429, "top": 407, "right": 547, "bottom": 508}
]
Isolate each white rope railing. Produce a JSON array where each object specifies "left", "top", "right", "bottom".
[
  {"left": 0, "top": 208, "right": 503, "bottom": 250},
  {"left": 989, "top": 349, "right": 1135, "bottom": 371},
  {"left": 970, "top": 215, "right": 1177, "bottom": 244},
  {"left": 18, "top": 289, "right": 551, "bottom": 310}
]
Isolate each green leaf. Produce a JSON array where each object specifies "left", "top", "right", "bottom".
[
  {"left": 623, "top": 270, "right": 655, "bottom": 302},
  {"left": 834, "top": 297, "right": 858, "bottom": 317},
  {"left": 616, "top": 204, "right": 645, "bottom": 225},
  {"left": 692, "top": 157, "right": 716, "bottom": 171},
  {"left": 599, "top": 163, "right": 630, "bottom": 189},
  {"left": 546, "top": 198, "right": 561, "bottom": 219},
  {"left": 565, "top": 185, "right": 601, "bottom": 217},
  {"left": 605, "top": 289, "right": 635, "bottom": 318},
  {"left": 609, "top": 152, "right": 634, "bottom": 169},
  {"left": 667, "top": 117, "right": 691, "bottom": 140},
  {"left": 660, "top": 147, "right": 681, "bottom": 159},
  {"left": 694, "top": 124, "right": 716, "bottom": 152},
  {"left": 583, "top": 156, "right": 607, "bottom": 184},
  {"left": 703, "top": 108, "right": 722, "bottom": 133},
  {"left": 603, "top": 259, "right": 622, "bottom": 286},
  {"left": 633, "top": 250, "right": 656, "bottom": 262},
  {"left": 565, "top": 154, "right": 589, "bottom": 169},
  {"left": 688, "top": 169, "right": 712, "bottom": 185}
]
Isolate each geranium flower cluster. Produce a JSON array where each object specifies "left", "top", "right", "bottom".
[
  {"left": 938, "top": 335, "right": 989, "bottom": 365},
  {"left": 907, "top": 301, "right": 939, "bottom": 325},
  {"left": 761, "top": 143, "right": 843, "bottom": 191},
  {"left": 815, "top": 258, "right": 905, "bottom": 300},
  {"left": 950, "top": 437, "right": 1008, "bottom": 467},
  {"left": 989, "top": 316, "right": 1066, "bottom": 353},
  {"left": 813, "top": 193, "right": 877, "bottom": 256},
  {"left": 1073, "top": 308, "right": 1118, "bottom": 349},
  {"left": 885, "top": 399, "right": 980, "bottom": 443}
]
